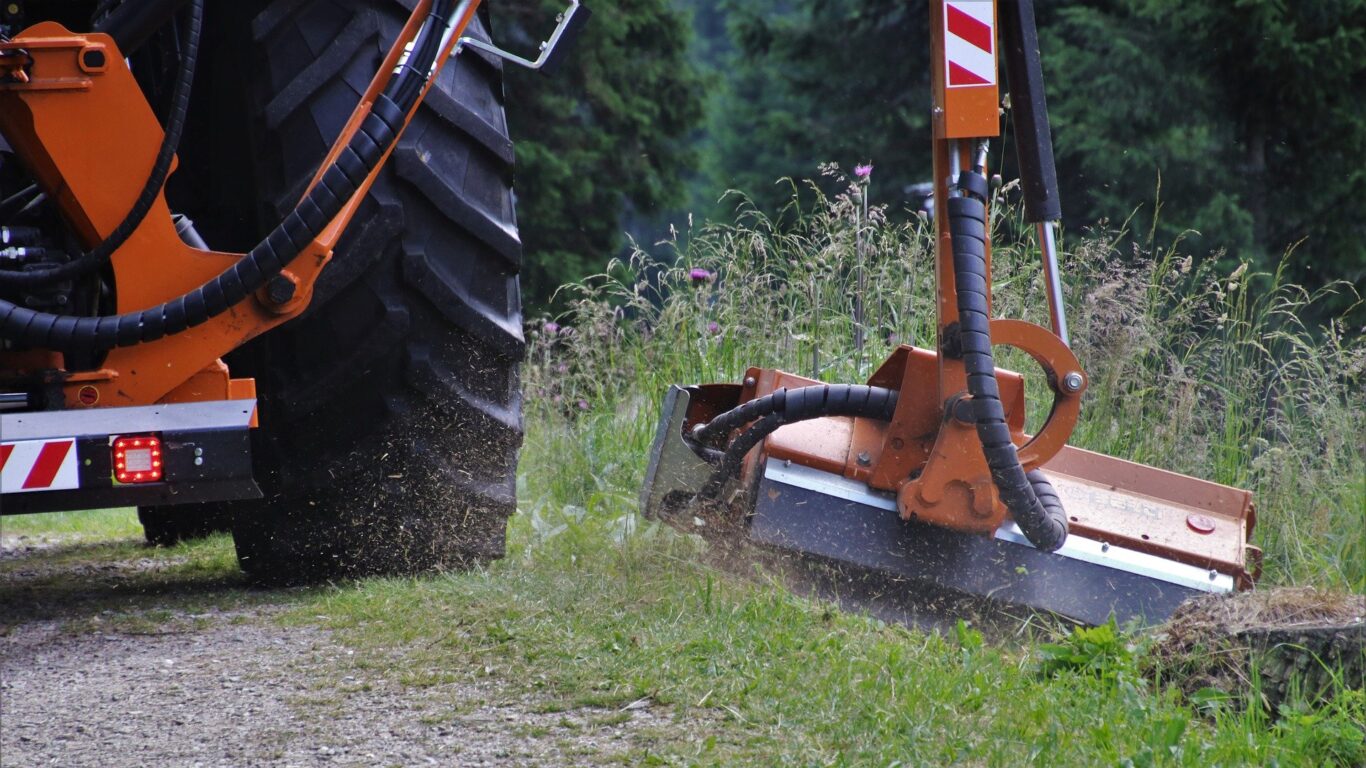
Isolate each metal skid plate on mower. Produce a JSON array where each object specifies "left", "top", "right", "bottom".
[
  {"left": 753, "top": 460, "right": 1231, "bottom": 627},
  {"left": 640, "top": 385, "right": 714, "bottom": 519}
]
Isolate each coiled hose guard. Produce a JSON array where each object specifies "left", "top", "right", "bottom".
[{"left": 947, "top": 191, "right": 1068, "bottom": 552}]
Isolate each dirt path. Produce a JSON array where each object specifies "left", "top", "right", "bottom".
[{"left": 0, "top": 538, "right": 670, "bottom": 767}]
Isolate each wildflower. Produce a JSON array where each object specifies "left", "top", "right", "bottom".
[
  {"left": 543, "top": 321, "right": 560, "bottom": 335},
  {"left": 689, "top": 268, "right": 713, "bottom": 285},
  {"left": 556, "top": 363, "right": 568, "bottom": 374},
  {"left": 707, "top": 321, "right": 721, "bottom": 335},
  {"left": 854, "top": 164, "right": 873, "bottom": 179},
  {"left": 577, "top": 399, "right": 590, "bottom": 411}
]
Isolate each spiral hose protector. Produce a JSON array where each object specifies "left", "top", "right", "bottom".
[
  {"left": 0, "top": 0, "right": 456, "bottom": 351},
  {"left": 697, "top": 384, "right": 899, "bottom": 498},
  {"left": 947, "top": 193, "right": 1068, "bottom": 552}
]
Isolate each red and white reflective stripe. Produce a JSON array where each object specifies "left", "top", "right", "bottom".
[
  {"left": 0, "top": 439, "right": 79, "bottom": 494},
  {"left": 944, "top": 1, "right": 996, "bottom": 88}
]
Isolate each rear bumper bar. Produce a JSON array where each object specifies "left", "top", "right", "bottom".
[{"left": 1, "top": 400, "right": 260, "bottom": 514}]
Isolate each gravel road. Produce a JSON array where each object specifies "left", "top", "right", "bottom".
[{"left": 0, "top": 536, "right": 670, "bottom": 767}]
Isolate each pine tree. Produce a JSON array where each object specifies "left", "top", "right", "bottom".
[
  {"left": 692, "top": 0, "right": 1366, "bottom": 310},
  {"left": 496, "top": 0, "right": 705, "bottom": 305}
]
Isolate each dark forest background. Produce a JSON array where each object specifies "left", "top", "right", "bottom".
[{"left": 494, "top": 0, "right": 1366, "bottom": 319}]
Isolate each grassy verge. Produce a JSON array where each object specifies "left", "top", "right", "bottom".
[
  {"left": 291, "top": 525, "right": 1365, "bottom": 766},
  {"left": 0, "top": 508, "right": 141, "bottom": 541},
  {"left": 4, "top": 510, "right": 1362, "bottom": 765}
]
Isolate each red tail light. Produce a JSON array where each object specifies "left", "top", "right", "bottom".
[{"left": 112, "top": 435, "right": 163, "bottom": 484}]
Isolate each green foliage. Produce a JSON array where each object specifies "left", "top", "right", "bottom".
[
  {"left": 1037, "top": 621, "right": 1136, "bottom": 681},
  {"left": 1043, "top": 0, "right": 1366, "bottom": 304},
  {"left": 682, "top": 0, "right": 1366, "bottom": 316},
  {"left": 699, "top": 0, "right": 932, "bottom": 217},
  {"left": 1272, "top": 687, "right": 1366, "bottom": 767},
  {"left": 495, "top": 0, "right": 705, "bottom": 305},
  {"left": 495, "top": 0, "right": 1365, "bottom": 315}
]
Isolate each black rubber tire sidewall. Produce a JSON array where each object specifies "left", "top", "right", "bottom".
[{"left": 180, "top": 0, "right": 525, "bottom": 583}]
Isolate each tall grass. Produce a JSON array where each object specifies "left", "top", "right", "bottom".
[{"left": 519, "top": 167, "right": 1364, "bottom": 592}]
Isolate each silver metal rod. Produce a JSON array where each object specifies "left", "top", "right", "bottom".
[
  {"left": 456, "top": 0, "right": 582, "bottom": 72},
  {"left": 947, "top": 139, "right": 961, "bottom": 195},
  {"left": 1037, "top": 220, "right": 1069, "bottom": 345},
  {"left": 0, "top": 392, "right": 30, "bottom": 411}
]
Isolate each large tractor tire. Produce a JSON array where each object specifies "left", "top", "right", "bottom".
[
  {"left": 138, "top": 506, "right": 234, "bottom": 547},
  {"left": 143, "top": 0, "right": 524, "bottom": 581}
]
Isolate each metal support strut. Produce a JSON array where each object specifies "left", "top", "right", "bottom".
[{"left": 456, "top": 0, "right": 590, "bottom": 74}]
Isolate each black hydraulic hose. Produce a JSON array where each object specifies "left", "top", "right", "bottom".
[
  {"left": 0, "top": 1, "right": 457, "bottom": 350},
  {"left": 696, "top": 384, "right": 899, "bottom": 498},
  {"left": 700, "top": 412, "right": 784, "bottom": 499},
  {"left": 0, "top": 0, "right": 204, "bottom": 289},
  {"left": 947, "top": 171, "right": 1068, "bottom": 552},
  {"left": 395, "top": 0, "right": 454, "bottom": 107}
]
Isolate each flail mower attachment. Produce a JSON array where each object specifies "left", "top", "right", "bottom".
[{"left": 640, "top": 0, "right": 1258, "bottom": 628}]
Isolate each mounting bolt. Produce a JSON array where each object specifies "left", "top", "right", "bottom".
[
  {"left": 266, "top": 274, "right": 297, "bottom": 304},
  {"left": 856, "top": 451, "right": 872, "bottom": 466},
  {"left": 743, "top": 376, "right": 756, "bottom": 388},
  {"left": 1208, "top": 570, "right": 1218, "bottom": 582},
  {"left": 951, "top": 397, "right": 975, "bottom": 424},
  {"left": 1061, "top": 371, "right": 1085, "bottom": 393}
]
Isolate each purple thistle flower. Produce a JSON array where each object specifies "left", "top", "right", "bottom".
[
  {"left": 576, "top": 399, "right": 590, "bottom": 411},
  {"left": 854, "top": 164, "right": 873, "bottom": 179},
  {"left": 543, "top": 321, "right": 560, "bottom": 335},
  {"left": 689, "top": 268, "right": 714, "bottom": 285},
  {"left": 707, "top": 321, "right": 721, "bottom": 335}
]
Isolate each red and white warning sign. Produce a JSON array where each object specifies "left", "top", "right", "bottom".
[
  {"left": 0, "top": 439, "right": 79, "bottom": 494},
  {"left": 944, "top": 1, "right": 996, "bottom": 88}
]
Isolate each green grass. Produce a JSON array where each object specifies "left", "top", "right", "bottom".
[
  {"left": 0, "top": 508, "right": 140, "bottom": 540},
  {"left": 284, "top": 530, "right": 1363, "bottom": 766}
]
